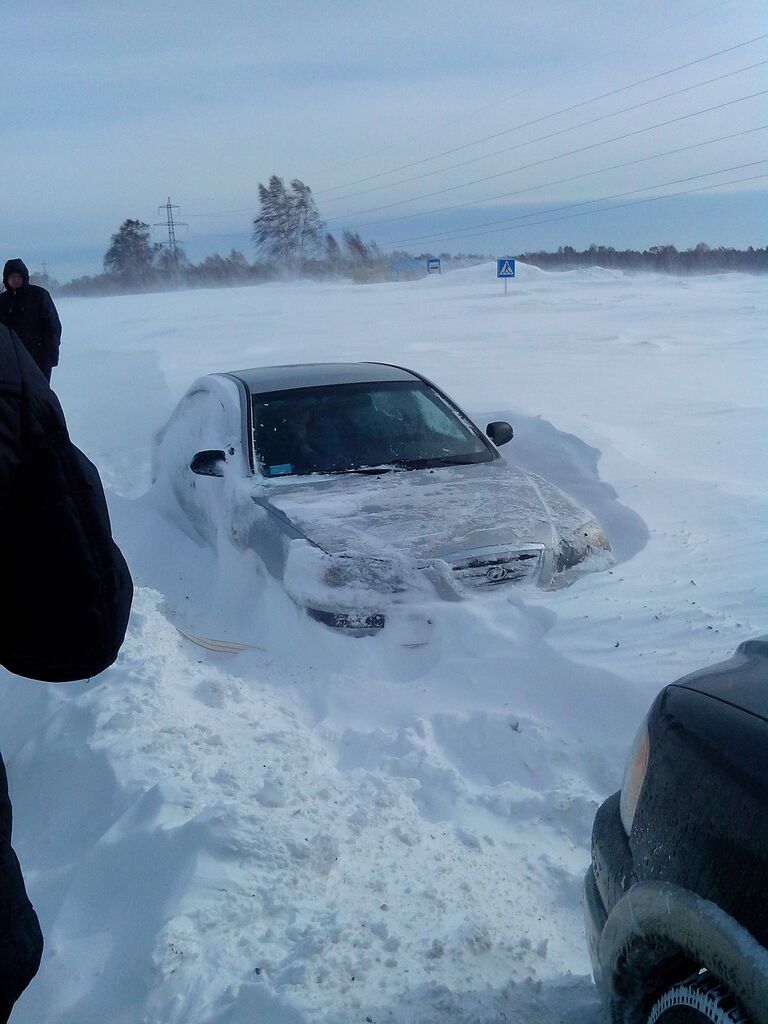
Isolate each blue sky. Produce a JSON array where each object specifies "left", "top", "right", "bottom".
[{"left": 2, "top": 1, "right": 766, "bottom": 280}]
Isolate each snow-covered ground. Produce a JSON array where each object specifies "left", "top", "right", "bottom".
[{"left": 2, "top": 264, "right": 765, "bottom": 1023}]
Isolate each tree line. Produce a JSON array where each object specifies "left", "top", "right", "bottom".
[
  {"left": 518, "top": 243, "right": 768, "bottom": 274},
  {"left": 58, "top": 177, "right": 486, "bottom": 296},
  {"left": 46, "top": 176, "right": 766, "bottom": 296}
]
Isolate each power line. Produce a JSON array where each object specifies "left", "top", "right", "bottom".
[
  {"left": 328, "top": 91, "right": 768, "bottom": 229},
  {"left": 324, "top": 62, "right": 768, "bottom": 223},
  {"left": 405, "top": 172, "right": 768, "bottom": 249},
  {"left": 185, "top": 208, "right": 252, "bottom": 219},
  {"left": 407, "top": 172, "right": 768, "bottom": 248},
  {"left": 185, "top": 169, "right": 767, "bottom": 248},
  {"left": 344, "top": 123, "right": 768, "bottom": 233},
  {"left": 180, "top": 88, "right": 767, "bottom": 231},
  {"left": 310, "top": 0, "right": 735, "bottom": 181},
  {"left": 325, "top": 77, "right": 768, "bottom": 213},
  {"left": 316, "top": 34, "right": 768, "bottom": 197},
  {"left": 177, "top": 36, "right": 767, "bottom": 229},
  {"left": 384, "top": 160, "right": 768, "bottom": 248}
]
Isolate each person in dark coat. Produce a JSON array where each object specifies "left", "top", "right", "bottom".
[
  {"left": 0, "top": 323, "right": 132, "bottom": 1019},
  {"left": 0, "top": 259, "right": 61, "bottom": 381}
]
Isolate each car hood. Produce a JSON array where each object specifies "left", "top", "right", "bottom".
[{"left": 259, "top": 459, "right": 595, "bottom": 562}]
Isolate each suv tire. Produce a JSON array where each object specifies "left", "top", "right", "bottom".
[{"left": 647, "top": 971, "right": 749, "bottom": 1023}]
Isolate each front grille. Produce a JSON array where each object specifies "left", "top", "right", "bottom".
[{"left": 449, "top": 545, "right": 544, "bottom": 587}]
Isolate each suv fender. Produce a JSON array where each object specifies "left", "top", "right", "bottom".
[{"left": 599, "top": 881, "right": 768, "bottom": 1024}]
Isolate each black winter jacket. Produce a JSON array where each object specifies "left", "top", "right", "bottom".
[
  {"left": 0, "top": 755, "right": 41, "bottom": 1020},
  {"left": 0, "top": 325, "right": 132, "bottom": 1016},
  {"left": 0, "top": 259, "right": 61, "bottom": 377}
]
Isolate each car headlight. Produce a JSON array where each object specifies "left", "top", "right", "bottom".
[
  {"left": 619, "top": 714, "right": 650, "bottom": 835},
  {"left": 321, "top": 556, "right": 407, "bottom": 593},
  {"left": 557, "top": 518, "right": 611, "bottom": 572}
]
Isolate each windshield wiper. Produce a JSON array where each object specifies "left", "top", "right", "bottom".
[
  {"left": 347, "top": 464, "right": 399, "bottom": 475},
  {"left": 317, "top": 454, "right": 487, "bottom": 476},
  {"left": 405, "top": 455, "right": 483, "bottom": 469}
]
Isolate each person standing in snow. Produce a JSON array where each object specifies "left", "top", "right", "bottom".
[
  {"left": 0, "top": 322, "right": 132, "bottom": 1019},
  {"left": 0, "top": 259, "right": 61, "bottom": 382}
]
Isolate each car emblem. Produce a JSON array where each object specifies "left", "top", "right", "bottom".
[{"left": 486, "top": 566, "right": 507, "bottom": 583}]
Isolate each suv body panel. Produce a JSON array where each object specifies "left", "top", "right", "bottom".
[{"left": 585, "top": 639, "right": 768, "bottom": 1023}]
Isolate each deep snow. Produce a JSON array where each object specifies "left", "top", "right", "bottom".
[{"left": 1, "top": 263, "right": 765, "bottom": 1023}]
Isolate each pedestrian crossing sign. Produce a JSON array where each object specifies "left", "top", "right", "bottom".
[{"left": 497, "top": 258, "right": 516, "bottom": 278}]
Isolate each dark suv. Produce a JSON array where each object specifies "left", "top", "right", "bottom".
[{"left": 584, "top": 637, "right": 768, "bottom": 1024}]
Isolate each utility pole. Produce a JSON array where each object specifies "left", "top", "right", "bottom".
[{"left": 154, "top": 197, "right": 187, "bottom": 253}]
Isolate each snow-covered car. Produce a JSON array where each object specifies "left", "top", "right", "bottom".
[{"left": 152, "top": 362, "right": 611, "bottom": 632}]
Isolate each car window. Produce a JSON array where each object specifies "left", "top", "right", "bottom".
[
  {"left": 408, "top": 389, "right": 472, "bottom": 442},
  {"left": 252, "top": 381, "right": 493, "bottom": 477}
]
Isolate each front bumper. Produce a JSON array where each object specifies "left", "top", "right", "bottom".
[
  {"left": 583, "top": 865, "right": 608, "bottom": 988},
  {"left": 307, "top": 606, "right": 385, "bottom": 633},
  {"left": 305, "top": 604, "right": 434, "bottom": 647},
  {"left": 584, "top": 791, "right": 635, "bottom": 993}
]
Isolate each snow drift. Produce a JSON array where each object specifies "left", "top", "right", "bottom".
[{"left": 2, "top": 264, "right": 765, "bottom": 1023}]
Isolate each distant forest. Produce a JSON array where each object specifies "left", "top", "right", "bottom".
[
  {"left": 29, "top": 175, "right": 767, "bottom": 296},
  {"left": 518, "top": 243, "right": 768, "bottom": 274},
  {"left": 51, "top": 176, "right": 485, "bottom": 297},
  {"left": 55, "top": 234, "right": 487, "bottom": 297},
  {"left": 53, "top": 239, "right": 766, "bottom": 299}
]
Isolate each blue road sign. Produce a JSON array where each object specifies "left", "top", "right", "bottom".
[{"left": 497, "top": 258, "right": 516, "bottom": 278}]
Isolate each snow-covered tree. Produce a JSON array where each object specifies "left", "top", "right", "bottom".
[
  {"left": 103, "top": 220, "right": 159, "bottom": 283},
  {"left": 156, "top": 244, "right": 188, "bottom": 280},
  {"left": 252, "top": 177, "right": 325, "bottom": 268},
  {"left": 324, "top": 233, "right": 343, "bottom": 273},
  {"left": 342, "top": 230, "right": 371, "bottom": 264},
  {"left": 292, "top": 179, "right": 325, "bottom": 261}
]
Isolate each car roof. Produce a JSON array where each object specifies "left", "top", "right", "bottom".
[{"left": 222, "top": 362, "right": 420, "bottom": 395}]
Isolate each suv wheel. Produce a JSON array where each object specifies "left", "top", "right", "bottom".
[{"left": 647, "top": 971, "right": 749, "bottom": 1023}]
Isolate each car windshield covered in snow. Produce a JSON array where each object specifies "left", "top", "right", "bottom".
[{"left": 252, "top": 380, "right": 495, "bottom": 477}]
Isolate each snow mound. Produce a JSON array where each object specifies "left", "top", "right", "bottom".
[
  {"left": 9, "top": 584, "right": 629, "bottom": 1023},
  {"left": 409, "top": 260, "right": 547, "bottom": 288},
  {"left": 2, "top": 268, "right": 764, "bottom": 1023}
]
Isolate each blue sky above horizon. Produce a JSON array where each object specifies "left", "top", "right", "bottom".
[{"left": 3, "top": 1, "right": 766, "bottom": 281}]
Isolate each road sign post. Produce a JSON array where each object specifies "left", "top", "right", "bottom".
[{"left": 497, "top": 257, "right": 516, "bottom": 295}]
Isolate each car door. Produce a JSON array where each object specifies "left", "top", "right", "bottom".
[{"left": 155, "top": 383, "right": 236, "bottom": 544}]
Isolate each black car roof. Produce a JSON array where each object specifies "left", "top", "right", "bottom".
[{"left": 224, "top": 362, "right": 419, "bottom": 395}]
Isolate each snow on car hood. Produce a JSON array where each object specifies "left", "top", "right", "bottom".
[{"left": 259, "top": 459, "right": 595, "bottom": 563}]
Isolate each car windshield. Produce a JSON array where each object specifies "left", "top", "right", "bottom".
[{"left": 252, "top": 380, "right": 494, "bottom": 478}]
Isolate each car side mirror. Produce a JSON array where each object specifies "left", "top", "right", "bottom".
[
  {"left": 486, "top": 421, "right": 513, "bottom": 447},
  {"left": 190, "top": 450, "right": 226, "bottom": 477}
]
